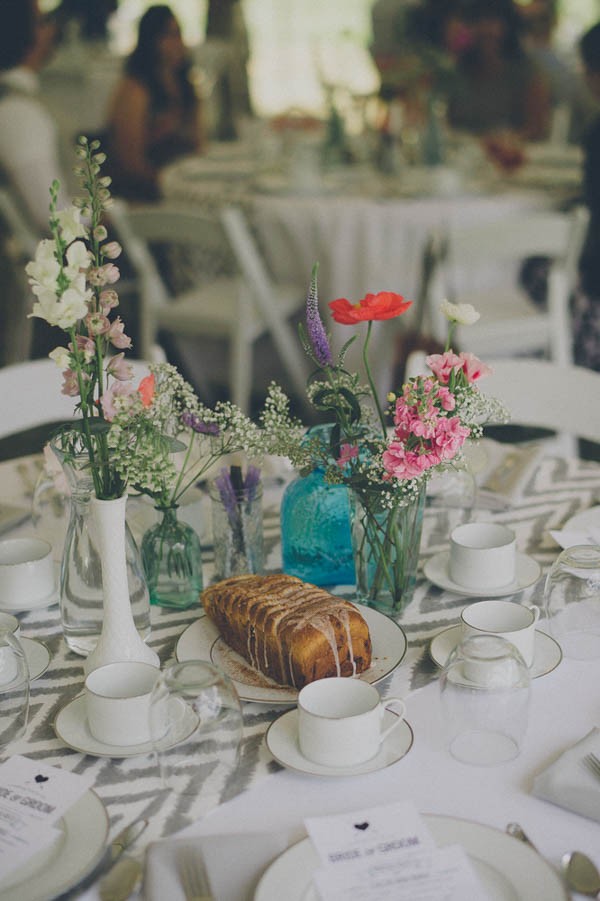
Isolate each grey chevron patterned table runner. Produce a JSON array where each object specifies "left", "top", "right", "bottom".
[{"left": 4, "top": 450, "right": 600, "bottom": 854}]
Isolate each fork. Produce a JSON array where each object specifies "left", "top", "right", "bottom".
[
  {"left": 584, "top": 752, "right": 600, "bottom": 780},
  {"left": 177, "top": 851, "right": 212, "bottom": 901}
]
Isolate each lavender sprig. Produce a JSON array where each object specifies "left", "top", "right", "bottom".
[{"left": 305, "top": 263, "right": 332, "bottom": 366}]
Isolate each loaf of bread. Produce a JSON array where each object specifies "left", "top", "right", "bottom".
[{"left": 201, "top": 574, "right": 372, "bottom": 688}]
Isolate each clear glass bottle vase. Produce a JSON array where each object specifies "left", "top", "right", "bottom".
[
  {"left": 141, "top": 506, "right": 203, "bottom": 609},
  {"left": 52, "top": 443, "right": 151, "bottom": 657}
]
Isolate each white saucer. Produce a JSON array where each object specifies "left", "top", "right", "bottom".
[
  {"left": 54, "top": 694, "right": 198, "bottom": 758},
  {"left": 0, "top": 583, "right": 59, "bottom": 613},
  {"left": 429, "top": 624, "right": 562, "bottom": 678},
  {"left": 21, "top": 636, "right": 51, "bottom": 681},
  {"left": 265, "top": 708, "right": 414, "bottom": 777},
  {"left": 423, "top": 551, "right": 541, "bottom": 597}
]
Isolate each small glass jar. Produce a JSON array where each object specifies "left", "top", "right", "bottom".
[
  {"left": 141, "top": 506, "right": 203, "bottom": 609},
  {"left": 210, "top": 481, "right": 264, "bottom": 580},
  {"left": 543, "top": 544, "right": 600, "bottom": 660}
]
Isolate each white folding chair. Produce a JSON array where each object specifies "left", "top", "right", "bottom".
[
  {"left": 109, "top": 201, "right": 311, "bottom": 414},
  {"left": 0, "top": 357, "right": 151, "bottom": 440},
  {"left": 423, "top": 205, "right": 590, "bottom": 366}
]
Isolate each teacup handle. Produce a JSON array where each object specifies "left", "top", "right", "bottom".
[
  {"left": 528, "top": 605, "right": 540, "bottom": 624},
  {"left": 379, "top": 697, "right": 406, "bottom": 744}
]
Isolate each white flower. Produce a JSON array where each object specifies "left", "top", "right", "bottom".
[
  {"left": 56, "top": 206, "right": 86, "bottom": 245},
  {"left": 49, "top": 346, "right": 72, "bottom": 369},
  {"left": 31, "top": 284, "right": 90, "bottom": 329},
  {"left": 440, "top": 299, "right": 480, "bottom": 326},
  {"left": 65, "top": 239, "right": 91, "bottom": 274},
  {"left": 25, "top": 239, "right": 60, "bottom": 289}
]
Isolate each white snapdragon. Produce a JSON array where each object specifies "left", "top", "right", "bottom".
[
  {"left": 440, "top": 299, "right": 480, "bottom": 326},
  {"left": 64, "top": 240, "right": 91, "bottom": 276},
  {"left": 56, "top": 206, "right": 87, "bottom": 245},
  {"left": 49, "top": 346, "right": 72, "bottom": 369},
  {"left": 32, "top": 284, "right": 90, "bottom": 329},
  {"left": 25, "top": 239, "right": 60, "bottom": 290}
]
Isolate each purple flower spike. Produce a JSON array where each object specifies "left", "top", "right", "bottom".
[
  {"left": 182, "top": 411, "right": 220, "bottom": 435},
  {"left": 306, "top": 263, "right": 333, "bottom": 366},
  {"left": 244, "top": 465, "right": 261, "bottom": 501}
]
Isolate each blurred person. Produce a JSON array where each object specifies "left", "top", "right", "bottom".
[
  {"left": 573, "top": 21, "right": 600, "bottom": 370},
  {"left": 204, "top": 0, "right": 252, "bottom": 140},
  {"left": 0, "top": 0, "right": 65, "bottom": 233},
  {"left": 519, "top": 0, "right": 597, "bottom": 144},
  {"left": 447, "top": 0, "right": 550, "bottom": 141},
  {"left": 0, "top": 0, "right": 66, "bottom": 365},
  {"left": 104, "top": 5, "right": 204, "bottom": 201}
]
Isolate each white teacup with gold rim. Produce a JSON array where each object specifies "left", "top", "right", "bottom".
[
  {"left": 297, "top": 678, "right": 406, "bottom": 768},
  {"left": 461, "top": 600, "right": 540, "bottom": 667}
]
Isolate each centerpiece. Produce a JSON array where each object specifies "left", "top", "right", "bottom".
[{"left": 264, "top": 265, "right": 508, "bottom": 616}]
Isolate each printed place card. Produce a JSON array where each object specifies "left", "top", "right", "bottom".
[
  {"left": 305, "top": 801, "right": 488, "bottom": 901},
  {"left": 0, "top": 755, "right": 93, "bottom": 880}
]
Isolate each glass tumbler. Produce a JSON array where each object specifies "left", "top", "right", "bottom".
[
  {"left": 543, "top": 544, "right": 600, "bottom": 660},
  {"left": 0, "top": 630, "right": 30, "bottom": 749},
  {"left": 439, "top": 634, "right": 531, "bottom": 765},
  {"left": 149, "top": 661, "right": 243, "bottom": 818}
]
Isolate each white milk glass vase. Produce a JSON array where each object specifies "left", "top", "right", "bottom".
[
  {"left": 85, "top": 495, "right": 159, "bottom": 676},
  {"left": 53, "top": 441, "right": 152, "bottom": 659}
]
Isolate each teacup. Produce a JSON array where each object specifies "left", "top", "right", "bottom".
[
  {"left": 449, "top": 522, "right": 516, "bottom": 590},
  {"left": 297, "top": 677, "right": 406, "bottom": 768},
  {"left": 85, "top": 661, "right": 163, "bottom": 747},
  {"left": 0, "top": 537, "right": 55, "bottom": 608},
  {"left": 461, "top": 599, "right": 540, "bottom": 667}
]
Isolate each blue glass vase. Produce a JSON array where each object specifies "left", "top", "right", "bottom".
[{"left": 280, "top": 423, "right": 355, "bottom": 587}]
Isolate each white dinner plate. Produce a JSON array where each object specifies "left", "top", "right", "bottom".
[
  {"left": 0, "top": 789, "right": 108, "bottom": 901},
  {"left": 265, "top": 708, "right": 413, "bottom": 777},
  {"left": 176, "top": 606, "right": 407, "bottom": 705},
  {"left": 429, "top": 624, "right": 562, "bottom": 678},
  {"left": 21, "top": 637, "right": 51, "bottom": 681},
  {"left": 54, "top": 693, "right": 198, "bottom": 758},
  {"left": 423, "top": 550, "right": 541, "bottom": 597},
  {"left": 254, "top": 815, "right": 568, "bottom": 901}
]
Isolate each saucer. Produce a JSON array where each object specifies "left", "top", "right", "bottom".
[
  {"left": 429, "top": 624, "right": 562, "bottom": 678},
  {"left": 21, "top": 637, "right": 51, "bottom": 681},
  {"left": 54, "top": 694, "right": 198, "bottom": 758},
  {"left": 265, "top": 708, "right": 414, "bottom": 777},
  {"left": 0, "top": 583, "right": 59, "bottom": 614},
  {"left": 423, "top": 551, "right": 541, "bottom": 597}
]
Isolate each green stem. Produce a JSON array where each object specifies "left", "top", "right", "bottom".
[{"left": 363, "top": 321, "right": 387, "bottom": 438}]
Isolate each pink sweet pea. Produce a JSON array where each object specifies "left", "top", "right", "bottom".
[
  {"left": 458, "top": 352, "right": 492, "bottom": 382},
  {"left": 107, "top": 317, "right": 132, "bottom": 349},
  {"left": 107, "top": 352, "right": 133, "bottom": 381},
  {"left": 336, "top": 443, "right": 359, "bottom": 468}
]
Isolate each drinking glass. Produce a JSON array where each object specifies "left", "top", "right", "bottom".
[
  {"left": 0, "top": 630, "right": 30, "bottom": 749},
  {"left": 439, "top": 634, "right": 530, "bottom": 765},
  {"left": 149, "top": 661, "right": 243, "bottom": 814},
  {"left": 424, "top": 467, "right": 476, "bottom": 547},
  {"left": 543, "top": 545, "right": 600, "bottom": 660}
]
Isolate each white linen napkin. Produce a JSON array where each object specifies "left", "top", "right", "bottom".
[
  {"left": 549, "top": 528, "right": 600, "bottom": 550},
  {"left": 532, "top": 726, "right": 600, "bottom": 822},
  {"left": 143, "top": 831, "right": 287, "bottom": 901}
]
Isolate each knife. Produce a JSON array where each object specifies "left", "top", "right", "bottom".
[{"left": 67, "top": 818, "right": 148, "bottom": 899}]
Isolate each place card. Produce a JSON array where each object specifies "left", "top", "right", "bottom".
[
  {"left": 0, "top": 755, "right": 93, "bottom": 880},
  {"left": 305, "top": 801, "right": 488, "bottom": 901}
]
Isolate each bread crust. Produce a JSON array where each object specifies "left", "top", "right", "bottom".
[{"left": 201, "top": 574, "right": 372, "bottom": 688}]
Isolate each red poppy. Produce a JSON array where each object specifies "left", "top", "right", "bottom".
[
  {"left": 138, "top": 373, "right": 155, "bottom": 407},
  {"left": 329, "top": 292, "right": 412, "bottom": 324}
]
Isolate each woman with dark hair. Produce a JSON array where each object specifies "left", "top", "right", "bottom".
[
  {"left": 447, "top": 0, "right": 550, "bottom": 140},
  {"left": 105, "top": 5, "right": 204, "bottom": 200}
]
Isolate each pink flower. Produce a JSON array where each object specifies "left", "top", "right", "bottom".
[
  {"left": 431, "top": 416, "right": 470, "bottom": 460},
  {"left": 107, "top": 352, "right": 133, "bottom": 381},
  {"left": 107, "top": 317, "right": 132, "bottom": 349},
  {"left": 71, "top": 335, "right": 95, "bottom": 363},
  {"left": 383, "top": 444, "right": 435, "bottom": 480},
  {"left": 458, "top": 352, "right": 492, "bottom": 382},
  {"left": 336, "top": 443, "right": 359, "bottom": 467},
  {"left": 87, "top": 263, "right": 119, "bottom": 287},
  {"left": 436, "top": 386, "right": 456, "bottom": 411},
  {"left": 61, "top": 368, "right": 87, "bottom": 397},
  {"left": 99, "top": 290, "right": 119, "bottom": 312},
  {"left": 426, "top": 351, "right": 463, "bottom": 384},
  {"left": 102, "top": 241, "right": 122, "bottom": 260},
  {"left": 101, "top": 381, "right": 136, "bottom": 421},
  {"left": 86, "top": 312, "right": 110, "bottom": 335}
]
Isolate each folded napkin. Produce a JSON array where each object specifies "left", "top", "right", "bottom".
[
  {"left": 532, "top": 727, "right": 600, "bottom": 822},
  {"left": 143, "top": 831, "right": 288, "bottom": 901},
  {"left": 549, "top": 528, "right": 600, "bottom": 550},
  {"left": 475, "top": 440, "right": 544, "bottom": 508}
]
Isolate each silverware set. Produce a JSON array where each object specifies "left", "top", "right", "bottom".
[
  {"left": 584, "top": 752, "right": 600, "bottom": 781},
  {"left": 507, "top": 821, "right": 600, "bottom": 897}
]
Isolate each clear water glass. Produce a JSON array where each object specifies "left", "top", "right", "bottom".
[
  {"left": 150, "top": 661, "right": 243, "bottom": 811},
  {"left": 0, "top": 630, "right": 30, "bottom": 749},
  {"left": 544, "top": 544, "right": 600, "bottom": 660},
  {"left": 439, "top": 634, "right": 531, "bottom": 766}
]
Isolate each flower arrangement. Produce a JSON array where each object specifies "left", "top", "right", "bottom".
[
  {"left": 264, "top": 265, "right": 508, "bottom": 613},
  {"left": 26, "top": 136, "right": 138, "bottom": 500}
]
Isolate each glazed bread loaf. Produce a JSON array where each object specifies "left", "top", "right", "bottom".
[{"left": 201, "top": 574, "right": 372, "bottom": 688}]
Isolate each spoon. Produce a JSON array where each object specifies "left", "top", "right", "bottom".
[{"left": 562, "top": 851, "right": 600, "bottom": 897}]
